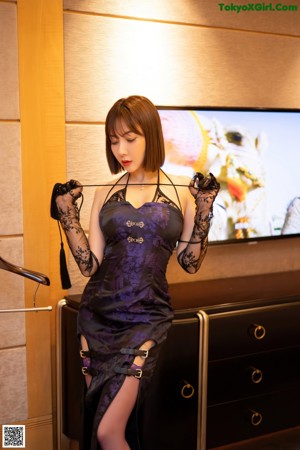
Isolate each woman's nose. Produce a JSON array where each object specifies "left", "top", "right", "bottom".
[{"left": 118, "top": 140, "right": 128, "bottom": 155}]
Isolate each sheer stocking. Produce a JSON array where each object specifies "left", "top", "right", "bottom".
[{"left": 97, "top": 340, "right": 155, "bottom": 450}]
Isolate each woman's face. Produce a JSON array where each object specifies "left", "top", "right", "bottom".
[{"left": 110, "top": 120, "right": 146, "bottom": 173}]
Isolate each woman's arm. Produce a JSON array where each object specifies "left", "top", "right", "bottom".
[
  {"left": 55, "top": 182, "right": 105, "bottom": 277},
  {"left": 87, "top": 187, "right": 106, "bottom": 267},
  {"left": 177, "top": 173, "right": 220, "bottom": 274}
]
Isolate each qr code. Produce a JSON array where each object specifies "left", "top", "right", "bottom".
[{"left": 2, "top": 425, "right": 25, "bottom": 448}]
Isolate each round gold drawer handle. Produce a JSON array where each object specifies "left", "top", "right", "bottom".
[
  {"left": 249, "top": 409, "right": 263, "bottom": 426},
  {"left": 250, "top": 367, "right": 263, "bottom": 384},
  {"left": 249, "top": 324, "right": 266, "bottom": 340},
  {"left": 181, "top": 381, "right": 195, "bottom": 399}
]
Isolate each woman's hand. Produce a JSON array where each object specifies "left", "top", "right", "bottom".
[
  {"left": 50, "top": 179, "right": 100, "bottom": 278},
  {"left": 189, "top": 172, "right": 220, "bottom": 213},
  {"left": 50, "top": 179, "right": 83, "bottom": 220}
]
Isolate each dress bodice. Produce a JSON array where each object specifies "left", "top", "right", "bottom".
[
  {"left": 100, "top": 169, "right": 183, "bottom": 270},
  {"left": 95, "top": 171, "right": 184, "bottom": 303}
]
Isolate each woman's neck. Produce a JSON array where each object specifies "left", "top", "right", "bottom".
[{"left": 127, "top": 170, "right": 158, "bottom": 185}]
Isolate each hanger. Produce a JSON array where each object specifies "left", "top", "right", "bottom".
[{"left": 0, "top": 256, "right": 52, "bottom": 313}]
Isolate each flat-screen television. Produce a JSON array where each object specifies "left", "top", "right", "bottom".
[{"left": 157, "top": 107, "right": 300, "bottom": 244}]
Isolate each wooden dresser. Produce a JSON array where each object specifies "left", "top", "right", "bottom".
[
  {"left": 56, "top": 270, "right": 300, "bottom": 450},
  {"left": 202, "top": 296, "right": 300, "bottom": 448},
  {"left": 170, "top": 270, "right": 300, "bottom": 448}
]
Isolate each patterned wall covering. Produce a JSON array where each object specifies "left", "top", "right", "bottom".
[
  {"left": 62, "top": 0, "right": 300, "bottom": 293},
  {"left": 0, "top": 1, "right": 28, "bottom": 423}
]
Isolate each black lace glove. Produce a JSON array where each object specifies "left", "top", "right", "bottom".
[
  {"left": 177, "top": 172, "right": 220, "bottom": 274},
  {"left": 50, "top": 179, "right": 82, "bottom": 220},
  {"left": 50, "top": 180, "right": 99, "bottom": 285}
]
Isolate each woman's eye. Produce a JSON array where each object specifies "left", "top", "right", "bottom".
[
  {"left": 111, "top": 140, "right": 118, "bottom": 146},
  {"left": 127, "top": 137, "right": 136, "bottom": 143}
]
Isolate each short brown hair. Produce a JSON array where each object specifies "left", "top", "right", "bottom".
[{"left": 105, "top": 95, "right": 165, "bottom": 174}]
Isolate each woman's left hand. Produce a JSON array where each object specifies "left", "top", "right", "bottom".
[{"left": 189, "top": 172, "right": 220, "bottom": 211}]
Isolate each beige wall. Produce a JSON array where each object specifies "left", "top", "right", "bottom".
[
  {"left": 63, "top": 0, "right": 300, "bottom": 293},
  {"left": 0, "top": 0, "right": 299, "bottom": 449},
  {"left": 0, "top": 0, "right": 28, "bottom": 426},
  {"left": 0, "top": 0, "right": 64, "bottom": 448}
]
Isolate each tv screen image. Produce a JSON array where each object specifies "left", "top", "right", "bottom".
[{"left": 158, "top": 107, "right": 300, "bottom": 244}]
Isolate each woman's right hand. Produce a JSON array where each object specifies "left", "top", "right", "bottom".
[
  {"left": 56, "top": 179, "right": 82, "bottom": 200},
  {"left": 50, "top": 179, "right": 83, "bottom": 220}
]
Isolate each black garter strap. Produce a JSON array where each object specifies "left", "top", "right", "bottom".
[
  {"left": 80, "top": 349, "right": 103, "bottom": 359},
  {"left": 120, "top": 347, "right": 149, "bottom": 358},
  {"left": 81, "top": 366, "right": 99, "bottom": 376},
  {"left": 115, "top": 366, "right": 143, "bottom": 379}
]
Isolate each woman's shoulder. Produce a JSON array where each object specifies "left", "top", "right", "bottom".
[
  {"left": 161, "top": 171, "right": 193, "bottom": 212},
  {"left": 92, "top": 175, "right": 124, "bottom": 206},
  {"left": 94, "top": 174, "right": 125, "bottom": 194},
  {"left": 161, "top": 172, "right": 191, "bottom": 190}
]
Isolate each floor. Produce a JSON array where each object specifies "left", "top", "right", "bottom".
[
  {"left": 64, "top": 427, "right": 300, "bottom": 450},
  {"left": 212, "top": 426, "right": 300, "bottom": 450}
]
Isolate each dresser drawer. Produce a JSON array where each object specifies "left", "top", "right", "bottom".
[
  {"left": 208, "top": 302, "right": 300, "bottom": 360},
  {"left": 140, "top": 316, "right": 200, "bottom": 450},
  {"left": 206, "top": 387, "right": 300, "bottom": 448},
  {"left": 207, "top": 346, "right": 300, "bottom": 405}
]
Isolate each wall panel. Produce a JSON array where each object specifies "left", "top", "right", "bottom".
[
  {"left": 64, "top": 13, "right": 300, "bottom": 123},
  {"left": 63, "top": 5, "right": 300, "bottom": 293},
  {"left": 0, "top": 237, "right": 26, "bottom": 348},
  {"left": 63, "top": 0, "right": 300, "bottom": 37},
  {"left": 0, "top": 2, "right": 19, "bottom": 119},
  {"left": 0, "top": 307, "right": 25, "bottom": 349},
  {"left": 66, "top": 124, "right": 110, "bottom": 230},
  {"left": 0, "top": 123, "right": 23, "bottom": 235},
  {"left": 65, "top": 124, "right": 108, "bottom": 292},
  {"left": 0, "top": 347, "right": 28, "bottom": 423},
  {"left": 65, "top": 124, "right": 111, "bottom": 292},
  {"left": 167, "top": 236, "right": 300, "bottom": 283},
  {"left": 0, "top": 0, "right": 28, "bottom": 432}
]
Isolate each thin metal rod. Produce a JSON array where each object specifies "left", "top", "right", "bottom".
[
  {"left": 81, "top": 183, "right": 190, "bottom": 188},
  {"left": 0, "top": 306, "right": 52, "bottom": 313}
]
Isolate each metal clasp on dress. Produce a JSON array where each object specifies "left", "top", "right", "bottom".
[
  {"left": 126, "top": 220, "right": 144, "bottom": 228},
  {"left": 134, "top": 368, "right": 143, "bottom": 379},
  {"left": 82, "top": 366, "right": 88, "bottom": 375},
  {"left": 127, "top": 236, "right": 144, "bottom": 244},
  {"left": 140, "top": 349, "right": 149, "bottom": 358}
]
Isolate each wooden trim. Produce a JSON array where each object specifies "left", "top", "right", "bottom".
[
  {"left": 17, "top": 0, "right": 66, "bottom": 441},
  {"left": 0, "top": 415, "right": 54, "bottom": 450}
]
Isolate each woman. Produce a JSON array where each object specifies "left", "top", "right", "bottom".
[{"left": 52, "top": 95, "right": 219, "bottom": 450}]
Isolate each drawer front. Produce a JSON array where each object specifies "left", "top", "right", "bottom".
[
  {"left": 208, "top": 303, "right": 300, "bottom": 359},
  {"left": 61, "top": 304, "right": 83, "bottom": 440},
  {"left": 206, "top": 387, "right": 300, "bottom": 448},
  {"left": 140, "top": 317, "right": 200, "bottom": 450},
  {"left": 207, "top": 346, "right": 300, "bottom": 405}
]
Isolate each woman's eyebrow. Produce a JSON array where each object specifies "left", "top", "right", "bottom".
[{"left": 110, "top": 130, "right": 133, "bottom": 137}]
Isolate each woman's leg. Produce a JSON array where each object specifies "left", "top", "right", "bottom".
[
  {"left": 97, "top": 376, "right": 139, "bottom": 450},
  {"left": 97, "top": 340, "right": 155, "bottom": 450}
]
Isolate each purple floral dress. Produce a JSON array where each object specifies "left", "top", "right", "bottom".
[{"left": 78, "top": 171, "right": 183, "bottom": 449}]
